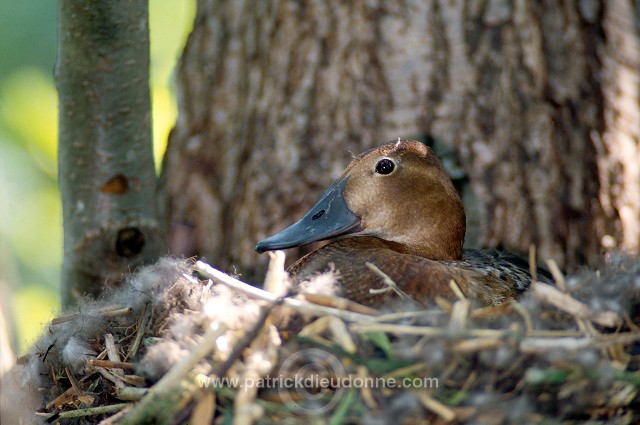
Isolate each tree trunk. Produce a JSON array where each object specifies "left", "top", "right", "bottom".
[
  {"left": 57, "top": 0, "right": 165, "bottom": 306},
  {"left": 163, "top": 0, "right": 638, "bottom": 281},
  {"left": 597, "top": 0, "right": 640, "bottom": 255}
]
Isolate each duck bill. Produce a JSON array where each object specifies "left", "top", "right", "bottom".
[{"left": 255, "top": 178, "right": 361, "bottom": 253}]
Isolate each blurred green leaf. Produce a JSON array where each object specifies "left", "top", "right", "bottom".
[
  {"left": 149, "top": 0, "right": 195, "bottom": 170},
  {"left": 329, "top": 388, "right": 358, "bottom": 425},
  {"left": 149, "top": 0, "right": 195, "bottom": 86},
  {"left": 12, "top": 284, "right": 59, "bottom": 352},
  {"left": 365, "top": 332, "right": 394, "bottom": 358},
  {"left": 525, "top": 367, "right": 571, "bottom": 385},
  {"left": 9, "top": 188, "right": 62, "bottom": 269},
  {"left": 152, "top": 85, "right": 176, "bottom": 170},
  {"left": 1, "top": 68, "right": 58, "bottom": 177}
]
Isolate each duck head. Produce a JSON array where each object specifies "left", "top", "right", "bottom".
[{"left": 255, "top": 139, "right": 466, "bottom": 261}]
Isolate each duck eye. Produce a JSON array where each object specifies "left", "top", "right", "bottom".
[{"left": 375, "top": 158, "right": 395, "bottom": 175}]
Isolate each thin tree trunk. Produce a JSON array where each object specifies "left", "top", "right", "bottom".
[
  {"left": 57, "top": 0, "right": 165, "bottom": 306},
  {"left": 164, "top": 0, "right": 636, "bottom": 280}
]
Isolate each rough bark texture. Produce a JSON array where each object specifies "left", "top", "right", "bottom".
[
  {"left": 57, "top": 0, "right": 165, "bottom": 306},
  {"left": 163, "top": 0, "right": 638, "bottom": 281},
  {"left": 597, "top": 0, "right": 640, "bottom": 255}
]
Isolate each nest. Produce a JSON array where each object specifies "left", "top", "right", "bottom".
[{"left": 5, "top": 253, "right": 640, "bottom": 424}]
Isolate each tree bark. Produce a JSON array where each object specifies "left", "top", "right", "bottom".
[
  {"left": 163, "top": 0, "right": 637, "bottom": 280},
  {"left": 597, "top": 0, "right": 640, "bottom": 255},
  {"left": 57, "top": 0, "right": 165, "bottom": 306}
]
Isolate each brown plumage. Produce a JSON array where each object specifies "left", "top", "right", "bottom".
[
  {"left": 256, "top": 140, "right": 547, "bottom": 307},
  {"left": 288, "top": 237, "right": 537, "bottom": 306}
]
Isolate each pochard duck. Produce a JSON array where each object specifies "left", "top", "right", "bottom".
[{"left": 256, "top": 140, "right": 547, "bottom": 307}]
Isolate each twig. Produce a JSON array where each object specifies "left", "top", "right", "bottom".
[
  {"left": 520, "top": 332, "right": 640, "bottom": 354},
  {"left": 263, "top": 250, "right": 288, "bottom": 296},
  {"left": 66, "top": 367, "right": 82, "bottom": 395},
  {"left": 453, "top": 337, "right": 504, "bottom": 353},
  {"left": 369, "top": 310, "right": 445, "bottom": 322},
  {"left": 233, "top": 371, "right": 263, "bottom": 425},
  {"left": 350, "top": 323, "right": 506, "bottom": 338},
  {"left": 190, "top": 391, "right": 216, "bottom": 425},
  {"left": 301, "top": 293, "right": 379, "bottom": 316},
  {"left": 357, "top": 365, "right": 378, "bottom": 409},
  {"left": 526, "top": 329, "right": 583, "bottom": 337},
  {"left": 300, "top": 316, "right": 357, "bottom": 354},
  {"left": 46, "top": 386, "right": 76, "bottom": 410},
  {"left": 42, "top": 403, "right": 130, "bottom": 419},
  {"left": 96, "top": 366, "right": 129, "bottom": 387},
  {"left": 415, "top": 392, "right": 456, "bottom": 422},
  {"left": 115, "top": 386, "right": 148, "bottom": 401},
  {"left": 195, "top": 261, "right": 376, "bottom": 322},
  {"left": 528, "top": 244, "right": 537, "bottom": 283},
  {"left": 126, "top": 303, "right": 150, "bottom": 361},
  {"left": 449, "top": 299, "right": 470, "bottom": 331},
  {"left": 104, "top": 334, "right": 124, "bottom": 378},
  {"left": 470, "top": 304, "right": 511, "bottom": 319},
  {"left": 51, "top": 307, "right": 133, "bottom": 325},
  {"left": 97, "top": 404, "right": 134, "bottom": 425},
  {"left": 531, "top": 282, "right": 622, "bottom": 328},
  {"left": 448, "top": 280, "right": 466, "bottom": 300},
  {"left": 510, "top": 300, "right": 534, "bottom": 334},
  {"left": 103, "top": 307, "right": 135, "bottom": 318},
  {"left": 366, "top": 262, "right": 410, "bottom": 299},
  {"left": 89, "top": 359, "right": 136, "bottom": 370},
  {"left": 383, "top": 362, "right": 429, "bottom": 379},
  {"left": 545, "top": 259, "right": 566, "bottom": 292}
]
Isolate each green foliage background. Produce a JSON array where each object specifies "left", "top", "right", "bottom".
[{"left": 0, "top": 1, "right": 195, "bottom": 353}]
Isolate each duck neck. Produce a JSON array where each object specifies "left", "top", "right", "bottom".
[
  {"left": 364, "top": 234, "right": 462, "bottom": 261},
  {"left": 392, "top": 231, "right": 464, "bottom": 261},
  {"left": 388, "top": 200, "right": 466, "bottom": 261}
]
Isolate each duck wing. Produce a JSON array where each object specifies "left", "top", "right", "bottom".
[{"left": 288, "top": 238, "right": 542, "bottom": 307}]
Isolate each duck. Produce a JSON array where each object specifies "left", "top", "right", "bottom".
[{"left": 255, "top": 139, "right": 549, "bottom": 307}]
